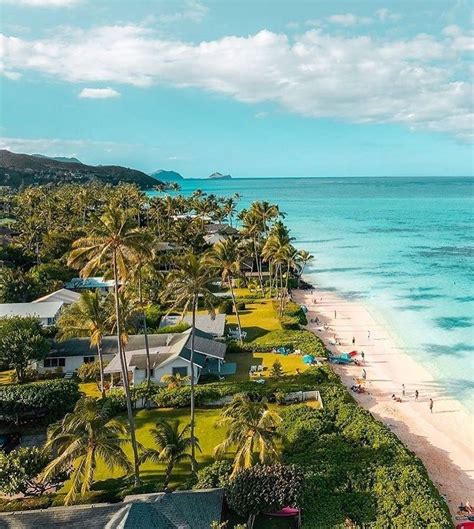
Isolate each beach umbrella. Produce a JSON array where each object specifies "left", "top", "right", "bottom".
[
  {"left": 348, "top": 350, "right": 358, "bottom": 357},
  {"left": 303, "top": 354, "right": 314, "bottom": 364}
]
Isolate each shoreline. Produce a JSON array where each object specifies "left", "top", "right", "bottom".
[{"left": 293, "top": 287, "right": 474, "bottom": 517}]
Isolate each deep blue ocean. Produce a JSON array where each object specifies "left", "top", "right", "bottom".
[{"left": 160, "top": 177, "right": 474, "bottom": 410}]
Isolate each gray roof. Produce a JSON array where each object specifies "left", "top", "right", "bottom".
[
  {"left": 204, "top": 223, "right": 238, "bottom": 236},
  {"left": 33, "top": 288, "right": 81, "bottom": 305},
  {"left": 0, "top": 302, "right": 63, "bottom": 319},
  {"left": 0, "top": 489, "right": 223, "bottom": 529},
  {"left": 160, "top": 313, "right": 226, "bottom": 337},
  {"left": 103, "top": 330, "right": 226, "bottom": 373}
]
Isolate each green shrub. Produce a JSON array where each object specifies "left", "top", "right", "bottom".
[
  {"left": 235, "top": 301, "right": 245, "bottom": 311},
  {"left": 0, "top": 378, "right": 80, "bottom": 423},
  {"left": 225, "top": 464, "right": 304, "bottom": 517},
  {"left": 77, "top": 361, "right": 102, "bottom": 382},
  {"left": 0, "top": 495, "right": 53, "bottom": 512},
  {"left": 194, "top": 460, "right": 232, "bottom": 489},
  {"left": 279, "top": 315, "right": 301, "bottom": 330},
  {"left": 153, "top": 322, "right": 190, "bottom": 334},
  {"left": 145, "top": 304, "right": 165, "bottom": 328}
]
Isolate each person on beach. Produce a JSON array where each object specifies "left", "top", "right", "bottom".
[
  {"left": 352, "top": 336, "right": 356, "bottom": 345},
  {"left": 361, "top": 351, "right": 365, "bottom": 361},
  {"left": 402, "top": 384, "right": 406, "bottom": 397},
  {"left": 368, "top": 330, "right": 371, "bottom": 339},
  {"left": 429, "top": 398, "right": 433, "bottom": 413},
  {"left": 415, "top": 389, "right": 419, "bottom": 400},
  {"left": 362, "top": 368, "right": 367, "bottom": 380},
  {"left": 334, "top": 310, "right": 337, "bottom": 319}
]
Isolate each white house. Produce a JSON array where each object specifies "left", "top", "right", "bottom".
[
  {"left": 104, "top": 329, "right": 227, "bottom": 385},
  {"left": 33, "top": 288, "right": 81, "bottom": 305},
  {"left": 35, "top": 330, "right": 227, "bottom": 381},
  {"left": 0, "top": 301, "right": 64, "bottom": 327}
]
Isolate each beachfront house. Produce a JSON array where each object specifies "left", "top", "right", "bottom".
[
  {"left": 104, "top": 328, "right": 227, "bottom": 385},
  {"left": 65, "top": 276, "right": 115, "bottom": 293},
  {"left": 35, "top": 329, "right": 228, "bottom": 381},
  {"left": 204, "top": 222, "right": 239, "bottom": 245},
  {"left": 0, "top": 301, "right": 64, "bottom": 327},
  {"left": 159, "top": 313, "right": 226, "bottom": 338}
]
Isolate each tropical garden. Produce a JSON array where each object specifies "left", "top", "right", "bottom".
[{"left": 0, "top": 183, "right": 453, "bottom": 528}]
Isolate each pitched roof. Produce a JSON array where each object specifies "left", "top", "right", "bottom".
[
  {"left": 160, "top": 313, "right": 226, "bottom": 336},
  {"left": 33, "top": 288, "right": 81, "bottom": 305},
  {"left": 0, "top": 302, "right": 63, "bottom": 319},
  {"left": 0, "top": 489, "right": 223, "bottom": 529}
]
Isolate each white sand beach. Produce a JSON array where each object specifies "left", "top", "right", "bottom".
[{"left": 293, "top": 288, "right": 474, "bottom": 516}]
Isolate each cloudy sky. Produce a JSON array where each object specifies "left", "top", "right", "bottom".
[{"left": 0, "top": 0, "right": 473, "bottom": 177}]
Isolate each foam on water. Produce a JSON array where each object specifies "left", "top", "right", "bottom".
[{"left": 163, "top": 176, "right": 474, "bottom": 410}]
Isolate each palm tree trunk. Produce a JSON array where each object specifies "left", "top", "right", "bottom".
[
  {"left": 164, "top": 461, "right": 173, "bottom": 489},
  {"left": 190, "top": 296, "right": 197, "bottom": 475},
  {"left": 96, "top": 343, "right": 106, "bottom": 399},
  {"left": 112, "top": 252, "right": 141, "bottom": 486},
  {"left": 229, "top": 278, "right": 243, "bottom": 345},
  {"left": 138, "top": 272, "right": 151, "bottom": 388},
  {"left": 253, "top": 238, "right": 264, "bottom": 295}
]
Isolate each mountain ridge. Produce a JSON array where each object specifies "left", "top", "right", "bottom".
[{"left": 0, "top": 150, "right": 159, "bottom": 189}]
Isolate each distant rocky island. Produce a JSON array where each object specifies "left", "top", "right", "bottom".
[
  {"left": 0, "top": 149, "right": 159, "bottom": 189},
  {"left": 150, "top": 169, "right": 184, "bottom": 181},
  {"left": 208, "top": 172, "right": 232, "bottom": 180}
]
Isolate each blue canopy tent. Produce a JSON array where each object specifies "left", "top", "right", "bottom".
[{"left": 303, "top": 354, "right": 314, "bottom": 364}]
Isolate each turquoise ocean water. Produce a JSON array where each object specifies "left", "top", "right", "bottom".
[{"left": 172, "top": 177, "right": 474, "bottom": 411}]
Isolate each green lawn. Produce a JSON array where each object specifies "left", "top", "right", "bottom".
[
  {"left": 60, "top": 407, "right": 226, "bottom": 497},
  {"left": 0, "top": 370, "right": 14, "bottom": 385},
  {"left": 227, "top": 297, "right": 281, "bottom": 342}
]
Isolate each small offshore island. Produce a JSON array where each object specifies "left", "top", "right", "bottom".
[
  {"left": 208, "top": 171, "right": 232, "bottom": 180},
  {"left": 0, "top": 159, "right": 457, "bottom": 529}
]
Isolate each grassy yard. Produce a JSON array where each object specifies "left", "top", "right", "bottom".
[
  {"left": 0, "top": 370, "right": 14, "bottom": 385},
  {"left": 226, "top": 351, "right": 309, "bottom": 381},
  {"left": 61, "top": 407, "right": 226, "bottom": 497},
  {"left": 226, "top": 296, "right": 281, "bottom": 342}
]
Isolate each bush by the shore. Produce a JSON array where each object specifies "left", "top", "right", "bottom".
[{"left": 279, "top": 380, "right": 453, "bottom": 528}]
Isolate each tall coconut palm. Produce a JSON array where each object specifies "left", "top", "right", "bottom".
[
  {"left": 139, "top": 419, "right": 199, "bottom": 489},
  {"left": 214, "top": 394, "right": 281, "bottom": 477},
  {"left": 41, "top": 398, "right": 130, "bottom": 505},
  {"left": 164, "top": 253, "right": 217, "bottom": 474},
  {"left": 68, "top": 206, "right": 153, "bottom": 486},
  {"left": 57, "top": 291, "right": 109, "bottom": 398},
  {"left": 295, "top": 250, "right": 314, "bottom": 287},
  {"left": 205, "top": 238, "right": 244, "bottom": 344}
]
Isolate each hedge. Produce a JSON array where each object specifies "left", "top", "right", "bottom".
[
  {"left": 278, "top": 377, "right": 453, "bottom": 528},
  {"left": 0, "top": 379, "right": 81, "bottom": 423},
  {"left": 228, "top": 328, "right": 326, "bottom": 356}
]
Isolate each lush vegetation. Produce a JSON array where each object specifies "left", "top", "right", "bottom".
[{"left": 0, "top": 378, "right": 81, "bottom": 423}]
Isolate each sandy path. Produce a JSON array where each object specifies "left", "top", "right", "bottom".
[{"left": 293, "top": 288, "right": 474, "bottom": 516}]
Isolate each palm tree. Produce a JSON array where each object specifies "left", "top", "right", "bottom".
[
  {"left": 205, "top": 238, "right": 244, "bottom": 343},
  {"left": 41, "top": 398, "right": 130, "bottom": 505},
  {"left": 214, "top": 393, "right": 281, "bottom": 476},
  {"left": 295, "top": 250, "right": 313, "bottom": 287},
  {"left": 68, "top": 206, "right": 153, "bottom": 486},
  {"left": 164, "top": 253, "right": 217, "bottom": 474},
  {"left": 139, "top": 419, "right": 199, "bottom": 489},
  {"left": 57, "top": 291, "right": 109, "bottom": 398}
]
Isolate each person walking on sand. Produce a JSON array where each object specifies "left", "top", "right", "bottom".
[
  {"left": 334, "top": 310, "right": 337, "bottom": 319},
  {"left": 352, "top": 336, "right": 356, "bottom": 345},
  {"left": 429, "top": 398, "right": 433, "bottom": 413},
  {"left": 368, "top": 330, "right": 371, "bottom": 339},
  {"left": 361, "top": 351, "right": 365, "bottom": 362},
  {"left": 415, "top": 389, "right": 419, "bottom": 401},
  {"left": 362, "top": 368, "right": 367, "bottom": 380},
  {"left": 402, "top": 384, "right": 406, "bottom": 397}
]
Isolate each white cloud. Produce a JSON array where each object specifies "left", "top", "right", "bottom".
[
  {"left": 0, "top": 0, "right": 82, "bottom": 6},
  {"left": 376, "top": 9, "right": 401, "bottom": 22},
  {"left": 1, "top": 25, "right": 473, "bottom": 140},
  {"left": 78, "top": 87, "right": 120, "bottom": 99},
  {"left": 327, "top": 14, "right": 373, "bottom": 26},
  {"left": 155, "top": 0, "right": 208, "bottom": 24}
]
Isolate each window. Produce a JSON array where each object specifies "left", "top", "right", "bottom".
[
  {"left": 44, "top": 357, "right": 66, "bottom": 368},
  {"left": 46, "top": 318, "right": 55, "bottom": 326},
  {"left": 83, "top": 356, "right": 96, "bottom": 364},
  {"left": 172, "top": 367, "right": 188, "bottom": 377}
]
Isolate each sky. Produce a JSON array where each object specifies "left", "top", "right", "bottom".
[{"left": 0, "top": 0, "right": 473, "bottom": 178}]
